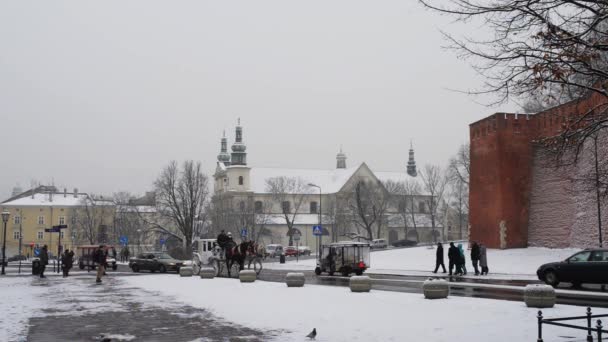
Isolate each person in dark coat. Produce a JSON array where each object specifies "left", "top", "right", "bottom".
[
  {"left": 433, "top": 242, "right": 447, "bottom": 273},
  {"left": 470, "top": 242, "right": 481, "bottom": 275},
  {"left": 93, "top": 245, "right": 107, "bottom": 283},
  {"left": 457, "top": 244, "right": 467, "bottom": 275},
  {"left": 61, "top": 249, "right": 74, "bottom": 278},
  {"left": 447, "top": 242, "right": 459, "bottom": 276},
  {"left": 39, "top": 245, "right": 49, "bottom": 278},
  {"left": 217, "top": 230, "right": 229, "bottom": 248}
]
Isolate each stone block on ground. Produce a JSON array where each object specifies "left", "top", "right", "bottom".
[
  {"left": 524, "top": 284, "right": 556, "bottom": 308},
  {"left": 423, "top": 278, "right": 449, "bottom": 299},
  {"left": 349, "top": 276, "right": 372, "bottom": 293},
  {"left": 179, "top": 267, "right": 193, "bottom": 277},
  {"left": 199, "top": 267, "right": 215, "bottom": 279},
  {"left": 285, "top": 272, "right": 305, "bottom": 287},
  {"left": 239, "top": 270, "right": 256, "bottom": 283}
]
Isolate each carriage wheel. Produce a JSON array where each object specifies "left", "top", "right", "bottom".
[
  {"left": 215, "top": 259, "right": 223, "bottom": 277},
  {"left": 230, "top": 262, "right": 240, "bottom": 278},
  {"left": 192, "top": 262, "right": 200, "bottom": 275},
  {"left": 248, "top": 258, "right": 263, "bottom": 275}
]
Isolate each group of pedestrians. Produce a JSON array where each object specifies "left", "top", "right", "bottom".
[{"left": 433, "top": 241, "right": 488, "bottom": 276}]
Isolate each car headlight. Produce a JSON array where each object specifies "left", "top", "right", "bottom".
[{"left": 168, "top": 263, "right": 175, "bottom": 266}]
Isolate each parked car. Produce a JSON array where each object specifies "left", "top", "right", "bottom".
[
  {"left": 371, "top": 239, "right": 388, "bottom": 249},
  {"left": 7, "top": 254, "right": 27, "bottom": 262},
  {"left": 284, "top": 246, "right": 299, "bottom": 257},
  {"left": 298, "top": 246, "right": 312, "bottom": 256},
  {"left": 537, "top": 249, "right": 608, "bottom": 287},
  {"left": 265, "top": 244, "right": 284, "bottom": 258},
  {"left": 391, "top": 239, "right": 418, "bottom": 248},
  {"left": 129, "top": 252, "right": 185, "bottom": 273}
]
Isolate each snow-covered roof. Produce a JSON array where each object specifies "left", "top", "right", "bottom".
[
  {"left": 116, "top": 205, "right": 156, "bottom": 213},
  {"left": 249, "top": 165, "right": 361, "bottom": 194},
  {"left": 257, "top": 214, "right": 325, "bottom": 225},
  {"left": 2, "top": 193, "right": 113, "bottom": 207}
]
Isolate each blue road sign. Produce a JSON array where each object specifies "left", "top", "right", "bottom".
[
  {"left": 241, "top": 228, "right": 248, "bottom": 237},
  {"left": 119, "top": 236, "right": 128, "bottom": 245},
  {"left": 313, "top": 225, "right": 323, "bottom": 236},
  {"left": 44, "top": 227, "right": 60, "bottom": 233},
  {"left": 34, "top": 248, "right": 40, "bottom": 257},
  {"left": 159, "top": 238, "right": 166, "bottom": 245}
]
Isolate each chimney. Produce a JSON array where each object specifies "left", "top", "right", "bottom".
[
  {"left": 49, "top": 192, "right": 53, "bottom": 202},
  {"left": 73, "top": 188, "right": 78, "bottom": 198},
  {"left": 64, "top": 188, "right": 67, "bottom": 198}
]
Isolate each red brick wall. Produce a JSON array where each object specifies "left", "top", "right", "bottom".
[{"left": 471, "top": 91, "right": 608, "bottom": 249}]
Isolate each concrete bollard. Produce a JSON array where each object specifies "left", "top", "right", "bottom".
[
  {"left": 524, "top": 284, "right": 556, "bottom": 308},
  {"left": 285, "top": 272, "right": 305, "bottom": 287},
  {"left": 179, "top": 267, "right": 194, "bottom": 277},
  {"left": 423, "top": 278, "right": 449, "bottom": 299},
  {"left": 199, "top": 267, "right": 215, "bottom": 279},
  {"left": 239, "top": 270, "right": 256, "bottom": 283},
  {"left": 349, "top": 276, "right": 372, "bottom": 293}
]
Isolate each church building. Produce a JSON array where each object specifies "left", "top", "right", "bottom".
[{"left": 212, "top": 120, "right": 442, "bottom": 252}]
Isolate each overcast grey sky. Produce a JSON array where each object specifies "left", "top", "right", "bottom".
[{"left": 0, "top": 1, "right": 514, "bottom": 199}]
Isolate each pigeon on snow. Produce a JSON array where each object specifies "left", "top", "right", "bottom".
[{"left": 306, "top": 328, "right": 317, "bottom": 340}]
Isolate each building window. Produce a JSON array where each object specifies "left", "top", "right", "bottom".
[
  {"left": 254, "top": 201, "right": 263, "bottom": 214},
  {"left": 239, "top": 201, "right": 246, "bottom": 211},
  {"left": 282, "top": 201, "right": 291, "bottom": 214},
  {"left": 71, "top": 216, "right": 76, "bottom": 224},
  {"left": 398, "top": 201, "right": 406, "bottom": 213},
  {"left": 14, "top": 216, "right": 20, "bottom": 225},
  {"left": 37, "top": 231, "right": 44, "bottom": 240},
  {"left": 13, "top": 231, "right": 20, "bottom": 240},
  {"left": 310, "top": 201, "right": 318, "bottom": 214},
  {"left": 60, "top": 231, "right": 65, "bottom": 239},
  {"left": 238, "top": 176, "right": 244, "bottom": 185},
  {"left": 59, "top": 216, "right": 65, "bottom": 225},
  {"left": 38, "top": 216, "right": 44, "bottom": 225},
  {"left": 418, "top": 202, "right": 426, "bottom": 213}
]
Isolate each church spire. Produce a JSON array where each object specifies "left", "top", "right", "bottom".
[
  {"left": 336, "top": 146, "right": 347, "bottom": 169},
  {"left": 407, "top": 140, "right": 417, "bottom": 177},
  {"left": 231, "top": 118, "right": 247, "bottom": 166},
  {"left": 217, "top": 130, "right": 231, "bottom": 166}
]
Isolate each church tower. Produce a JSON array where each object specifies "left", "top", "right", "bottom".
[
  {"left": 407, "top": 141, "right": 417, "bottom": 177},
  {"left": 230, "top": 118, "right": 247, "bottom": 166},
  {"left": 336, "top": 146, "right": 347, "bottom": 169},
  {"left": 217, "top": 130, "right": 231, "bottom": 166}
]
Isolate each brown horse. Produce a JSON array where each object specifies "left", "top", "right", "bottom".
[{"left": 225, "top": 241, "right": 257, "bottom": 277}]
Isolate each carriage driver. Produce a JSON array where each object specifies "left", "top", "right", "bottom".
[{"left": 217, "top": 230, "right": 230, "bottom": 248}]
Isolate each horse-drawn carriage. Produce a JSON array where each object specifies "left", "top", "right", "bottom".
[{"left": 192, "top": 238, "right": 263, "bottom": 278}]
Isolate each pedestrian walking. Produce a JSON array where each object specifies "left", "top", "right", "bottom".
[
  {"left": 479, "top": 244, "right": 489, "bottom": 275},
  {"left": 93, "top": 245, "right": 107, "bottom": 283},
  {"left": 458, "top": 244, "right": 467, "bottom": 275},
  {"left": 61, "top": 249, "right": 74, "bottom": 278},
  {"left": 433, "top": 242, "right": 447, "bottom": 273},
  {"left": 470, "top": 241, "right": 481, "bottom": 275},
  {"left": 39, "top": 245, "right": 49, "bottom": 278},
  {"left": 447, "top": 242, "right": 459, "bottom": 276},
  {"left": 111, "top": 247, "right": 117, "bottom": 260},
  {"left": 124, "top": 248, "right": 130, "bottom": 262}
]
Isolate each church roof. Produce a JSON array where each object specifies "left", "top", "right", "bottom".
[
  {"left": 374, "top": 171, "right": 422, "bottom": 187},
  {"left": 249, "top": 165, "right": 362, "bottom": 194},
  {"left": 2, "top": 192, "right": 113, "bottom": 207}
]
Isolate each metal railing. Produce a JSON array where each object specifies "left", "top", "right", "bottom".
[{"left": 537, "top": 307, "right": 608, "bottom": 342}]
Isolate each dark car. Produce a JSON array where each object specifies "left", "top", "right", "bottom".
[
  {"left": 391, "top": 239, "right": 418, "bottom": 248},
  {"left": 129, "top": 252, "right": 184, "bottom": 273},
  {"left": 537, "top": 249, "right": 608, "bottom": 287},
  {"left": 7, "top": 255, "right": 27, "bottom": 262}
]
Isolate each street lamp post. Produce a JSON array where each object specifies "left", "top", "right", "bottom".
[
  {"left": 308, "top": 183, "right": 322, "bottom": 262},
  {"left": 1, "top": 211, "right": 10, "bottom": 275}
]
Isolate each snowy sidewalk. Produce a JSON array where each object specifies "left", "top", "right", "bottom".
[{"left": 1, "top": 274, "right": 276, "bottom": 342}]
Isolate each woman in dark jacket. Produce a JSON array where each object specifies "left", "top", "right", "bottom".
[
  {"left": 61, "top": 249, "right": 74, "bottom": 278},
  {"left": 39, "top": 245, "right": 49, "bottom": 278},
  {"left": 433, "top": 242, "right": 447, "bottom": 273}
]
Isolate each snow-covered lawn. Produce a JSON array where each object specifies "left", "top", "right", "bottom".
[
  {"left": 124, "top": 275, "right": 593, "bottom": 341},
  {"left": 266, "top": 244, "right": 581, "bottom": 280},
  {"left": 1, "top": 277, "right": 48, "bottom": 342}
]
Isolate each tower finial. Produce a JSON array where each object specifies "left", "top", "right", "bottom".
[
  {"left": 407, "top": 140, "right": 417, "bottom": 177},
  {"left": 238, "top": 117, "right": 241, "bottom": 126},
  {"left": 336, "top": 146, "right": 347, "bottom": 169}
]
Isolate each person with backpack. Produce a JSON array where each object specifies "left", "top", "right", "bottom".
[
  {"left": 479, "top": 243, "right": 489, "bottom": 275},
  {"left": 447, "top": 242, "right": 459, "bottom": 276},
  {"left": 93, "top": 245, "right": 107, "bottom": 283},
  {"left": 39, "top": 245, "right": 49, "bottom": 278},
  {"left": 458, "top": 243, "right": 467, "bottom": 275}
]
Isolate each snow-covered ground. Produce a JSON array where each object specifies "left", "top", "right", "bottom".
[
  {"left": 124, "top": 275, "right": 591, "bottom": 341},
  {"left": 266, "top": 244, "right": 581, "bottom": 280},
  {"left": 1, "top": 277, "right": 48, "bottom": 341}
]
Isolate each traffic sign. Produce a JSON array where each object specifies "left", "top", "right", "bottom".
[
  {"left": 160, "top": 238, "right": 166, "bottom": 245},
  {"left": 313, "top": 225, "right": 323, "bottom": 236},
  {"left": 293, "top": 233, "right": 301, "bottom": 241},
  {"left": 44, "top": 227, "right": 60, "bottom": 233},
  {"left": 53, "top": 224, "right": 68, "bottom": 229},
  {"left": 241, "top": 228, "right": 248, "bottom": 237},
  {"left": 119, "top": 236, "right": 129, "bottom": 245}
]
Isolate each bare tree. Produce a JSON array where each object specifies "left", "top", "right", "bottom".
[
  {"left": 347, "top": 179, "right": 391, "bottom": 241},
  {"left": 447, "top": 144, "right": 470, "bottom": 240},
  {"left": 421, "top": 0, "right": 608, "bottom": 167},
  {"left": 448, "top": 143, "right": 470, "bottom": 186},
  {"left": 153, "top": 160, "right": 210, "bottom": 255},
  {"left": 325, "top": 194, "right": 349, "bottom": 242},
  {"left": 420, "top": 165, "right": 448, "bottom": 243},
  {"left": 71, "top": 194, "right": 113, "bottom": 245},
  {"left": 265, "top": 177, "right": 310, "bottom": 246},
  {"left": 392, "top": 179, "right": 422, "bottom": 242}
]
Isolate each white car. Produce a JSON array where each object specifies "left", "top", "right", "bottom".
[
  {"left": 371, "top": 239, "right": 388, "bottom": 249},
  {"left": 265, "top": 244, "right": 284, "bottom": 258}
]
